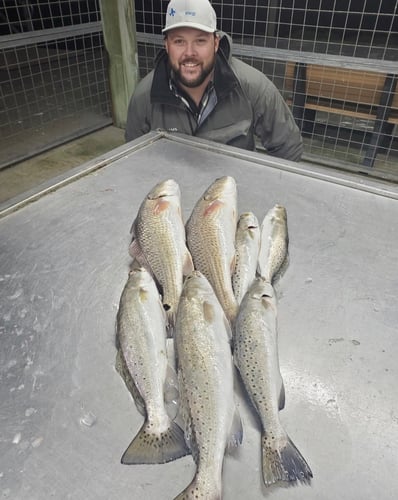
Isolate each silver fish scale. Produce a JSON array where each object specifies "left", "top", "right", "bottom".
[
  {"left": 116, "top": 268, "right": 190, "bottom": 466},
  {"left": 117, "top": 269, "right": 169, "bottom": 419},
  {"left": 134, "top": 210, "right": 184, "bottom": 289},
  {"left": 174, "top": 271, "right": 239, "bottom": 497},
  {"left": 185, "top": 177, "right": 238, "bottom": 324},
  {"left": 131, "top": 184, "right": 192, "bottom": 326},
  {"left": 235, "top": 310, "right": 281, "bottom": 416},
  {"left": 257, "top": 205, "right": 289, "bottom": 284},
  {"left": 234, "top": 278, "right": 312, "bottom": 486},
  {"left": 232, "top": 212, "right": 261, "bottom": 305},
  {"left": 177, "top": 338, "right": 220, "bottom": 464},
  {"left": 234, "top": 280, "right": 282, "bottom": 420}
]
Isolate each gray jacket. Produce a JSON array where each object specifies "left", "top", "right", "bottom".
[{"left": 125, "top": 33, "right": 303, "bottom": 161}]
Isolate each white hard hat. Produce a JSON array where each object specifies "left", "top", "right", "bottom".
[{"left": 162, "top": 0, "right": 217, "bottom": 33}]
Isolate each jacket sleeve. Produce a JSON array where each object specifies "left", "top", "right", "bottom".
[
  {"left": 255, "top": 81, "right": 303, "bottom": 162},
  {"left": 236, "top": 60, "right": 303, "bottom": 161},
  {"left": 124, "top": 74, "right": 153, "bottom": 142}
]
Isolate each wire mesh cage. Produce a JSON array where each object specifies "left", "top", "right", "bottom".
[
  {"left": 1, "top": 1, "right": 397, "bottom": 178},
  {"left": 0, "top": 1, "right": 112, "bottom": 168},
  {"left": 134, "top": 0, "right": 398, "bottom": 179}
]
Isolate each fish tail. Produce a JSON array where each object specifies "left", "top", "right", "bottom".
[
  {"left": 121, "top": 419, "right": 189, "bottom": 465},
  {"left": 261, "top": 432, "right": 313, "bottom": 486}
]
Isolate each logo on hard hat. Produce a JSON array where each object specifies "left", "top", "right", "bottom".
[{"left": 169, "top": 7, "right": 176, "bottom": 16}]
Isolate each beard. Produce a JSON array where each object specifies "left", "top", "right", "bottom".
[{"left": 172, "top": 57, "right": 216, "bottom": 88}]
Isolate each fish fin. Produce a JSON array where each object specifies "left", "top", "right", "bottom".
[
  {"left": 166, "top": 324, "right": 174, "bottom": 339},
  {"left": 164, "top": 360, "right": 179, "bottom": 420},
  {"left": 278, "top": 380, "right": 286, "bottom": 411},
  {"left": 272, "top": 252, "right": 290, "bottom": 285},
  {"left": 128, "top": 238, "right": 149, "bottom": 268},
  {"left": 256, "top": 258, "right": 269, "bottom": 281},
  {"left": 166, "top": 337, "right": 177, "bottom": 371},
  {"left": 129, "top": 258, "right": 142, "bottom": 272},
  {"left": 202, "top": 301, "right": 215, "bottom": 323},
  {"left": 114, "top": 349, "right": 146, "bottom": 416},
  {"left": 174, "top": 476, "right": 222, "bottom": 500},
  {"left": 226, "top": 407, "right": 243, "bottom": 450},
  {"left": 261, "top": 433, "right": 313, "bottom": 486},
  {"left": 164, "top": 307, "right": 176, "bottom": 336},
  {"left": 223, "top": 314, "right": 233, "bottom": 341},
  {"left": 114, "top": 317, "right": 120, "bottom": 350},
  {"left": 183, "top": 250, "right": 195, "bottom": 276},
  {"left": 129, "top": 218, "right": 136, "bottom": 236},
  {"left": 175, "top": 370, "right": 196, "bottom": 458},
  {"left": 230, "top": 252, "right": 236, "bottom": 274},
  {"left": 164, "top": 367, "right": 179, "bottom": 404},
  {"left": 121, "top": 419, "right": 189, "bottom": 465}
]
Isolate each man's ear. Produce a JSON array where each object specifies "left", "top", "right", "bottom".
[
  {"left": 164, "top": 36, "right": 169, "bottom": 54},
  {"left": 214, "top": 34, "right": 220, "bottom": 53}
]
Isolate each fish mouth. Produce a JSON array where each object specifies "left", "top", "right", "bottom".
[
  {"left": 148, "top": 192, "right": 169, "bottom": 200},
  {"left": 147, "top": 180, "right": 179, "bottom": 200},
  {"left": 186, "top": 270, "right": 203, "bottom": 280}
]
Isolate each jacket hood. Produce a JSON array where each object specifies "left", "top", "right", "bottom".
[{"left": 217, "top": 31, "right": 233, "bottom": 62}]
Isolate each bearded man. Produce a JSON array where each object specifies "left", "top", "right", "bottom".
[{"left": 125, "top": 0, "right": 303, "bottom": 162}]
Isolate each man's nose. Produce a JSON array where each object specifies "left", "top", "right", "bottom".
[{"left": 183, "top": 42, "right": 197, "bottom": 56}]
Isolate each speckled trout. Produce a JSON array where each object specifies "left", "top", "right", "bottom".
[
  {"left": 232, "top": 212, "right": 261, "bottom": 305},
  {"left": 185, "top": 176, "right": 238, "bottom": 325},
  {"left": 257, "top": 204, "right": 289, "bottom": 284},
  {"left": 174, "top": 271, "right": 243, "bottom": 499},
  {"left": 129, "top": 179, "right": 194, "bottom": 330},
  {"left": 116, "top": 267, "right": 189, "bottom": 465},
  {"left": 233, "top": 277, "right": 312, "bottom": 486}
]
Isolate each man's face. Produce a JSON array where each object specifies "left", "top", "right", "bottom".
[{"left": 164, "top": 28, "right": 219, "bottom": 88}]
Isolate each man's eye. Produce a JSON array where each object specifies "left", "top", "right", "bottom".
[{"left": 174, "top": 39, "right": 185, "bottom": 45}]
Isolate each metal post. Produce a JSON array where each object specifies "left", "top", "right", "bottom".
[{"left": 363, "top": 74, "right": 397, "bottom": 168}]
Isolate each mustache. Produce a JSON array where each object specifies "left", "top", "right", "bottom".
[{"left": 180, "top": 59, "right": 200, "bottom": 65}]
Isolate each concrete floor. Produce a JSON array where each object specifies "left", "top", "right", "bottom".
[{"left": 0, "top": 126, "right": 125, "bottom": 204}]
